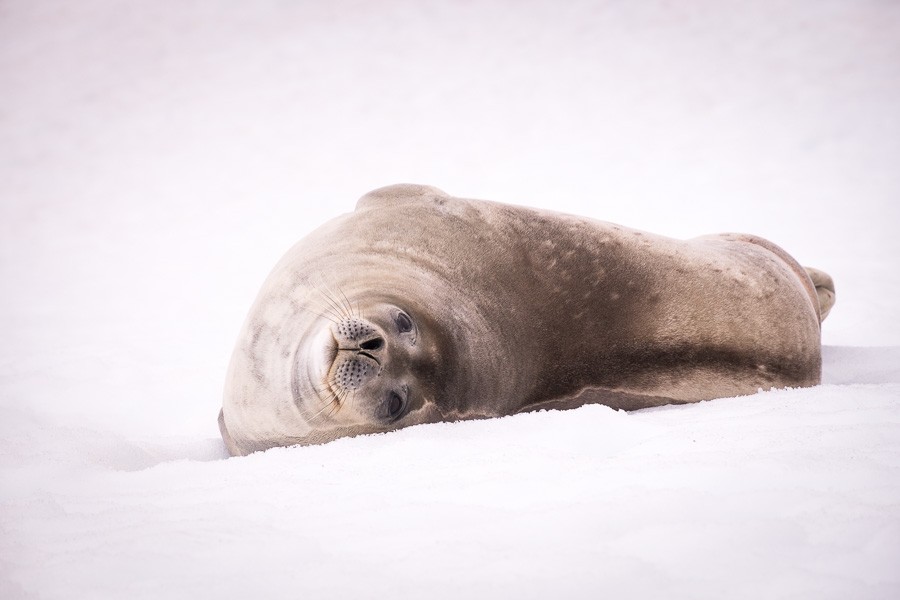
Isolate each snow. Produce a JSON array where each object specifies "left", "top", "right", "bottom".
[{"left": 1, "top": 0, "right": 899, "bottom": 598}]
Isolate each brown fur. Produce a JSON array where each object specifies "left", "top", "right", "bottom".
[{"left": 220, "top": 184, "right": 830, "bottom": 454}]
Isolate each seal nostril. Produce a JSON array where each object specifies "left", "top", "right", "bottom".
[{"left": 359, "top": 337, "right": 383, "bottom": 351}]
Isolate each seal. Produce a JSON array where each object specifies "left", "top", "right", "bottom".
[{"left": 219, "top": 184, "right": 834, "bottom": 455}]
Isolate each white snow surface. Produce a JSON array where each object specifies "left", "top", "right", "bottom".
[{"left": 2, "top": 1, "right": 899, "bottom": 598}]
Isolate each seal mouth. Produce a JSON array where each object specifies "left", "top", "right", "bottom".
[
  {"left": 328, "top": 348, "right": 381, "bottom": 392},
  {"left": 297, "top": 325, "right": 343, "bottom": 417},
  {"left": 356, "top": 350, "right": 381, "bottom": 366},
  {"left": 330, "top": 324, "right": 384, "bottom": 368},
  {"left": 323, "top": 334, "right": 339, "bottom": 370},
  {"left": 305, "top": 327, "right": 385, "bottom": 418}
]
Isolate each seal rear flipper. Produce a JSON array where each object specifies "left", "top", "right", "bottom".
[
  {"left": 804, "top": 267, "right": 836, "bottom": 322},
  {"left": 518, "top": 387, "right": 690, "bottom": 414},
  {"left": 693, "top": 233, "right": 824, "bottom": 321}
]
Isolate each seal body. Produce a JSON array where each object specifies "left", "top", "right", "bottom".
[{"left": 220, "top": 184, "right": 829, "bottom": 455}]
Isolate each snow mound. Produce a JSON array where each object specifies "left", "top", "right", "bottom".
[{"left": 2, "top": 349, "right": 899, "bottom": 599}]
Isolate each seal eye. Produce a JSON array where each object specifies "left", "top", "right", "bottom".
[
  {"left": 395, "top": 312, "right": 413, "bottom": 333},
  {"left": 388, "top": 392, "right": 404, "bottom": 418}
]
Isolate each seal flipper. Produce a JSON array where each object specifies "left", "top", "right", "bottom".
[
  {"left": 518, "top": 387, "right": 690, "bottom": 414},
  {"left": 804, "top": 267, "right": 835, "bottom": 322}
]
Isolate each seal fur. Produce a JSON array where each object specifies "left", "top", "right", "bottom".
[{"left": 220, "top": 184, "right": 832, "bottom": 455}]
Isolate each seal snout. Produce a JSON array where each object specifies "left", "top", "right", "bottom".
[
  {"left": 333, "top": 353, "right": 378, "bottom": 391},
  {"left": 334, "top": 317, "right": 380, "bottom": 348},
  {"left": 330, "top": 317, "right": 386, "bottom": 392}
]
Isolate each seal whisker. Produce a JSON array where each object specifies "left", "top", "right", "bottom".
[
  {"left": 323, "top": 293, "right": 349, "bottom": 321},
  {"left": 311, "top": 285, "right": 349, "bottom": 322},
  {"left": 326, "top": 390, "right": 345, "bottom": 417},
  {"left": 314, "top": 381, "right": 341, "bottom": 404},
  {"left": 305, "top": 308, "right": 341, "bottom": 325},
  {"left": 319, "top": 278, "right": 354, "bottom": 321},
  {"left": 335, "top": 284, "right": 355, "bottom": 320},
  {"left": 309, "top": 397, "right": 335, "bottom": 419},
  {"left": 331, "top": 390, "right": 346, "bottom": 416},
  {"left": 312, "top": 383, "right": 333, "bottom": 398},
  {"left": 307, "top": 275, "right": 350, "bottom": 321},
  {"left": 307, "top": 290, "right": 344, "bottom": 323}
]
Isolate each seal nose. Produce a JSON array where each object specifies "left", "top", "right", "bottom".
[
  {"left": 334, "top": 317, "right": 382, "bottom": 348},
  {"left": 331, "top": 317, "right": 385, "bottom": 392}
]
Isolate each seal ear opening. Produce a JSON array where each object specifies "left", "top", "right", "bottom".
[{"left": 218, "top": 408, "right": 241, "bottom": 457}]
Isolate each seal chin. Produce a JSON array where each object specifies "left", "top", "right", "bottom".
[{"left": 296, "top": 321, "right": 341, "bottom": 418}]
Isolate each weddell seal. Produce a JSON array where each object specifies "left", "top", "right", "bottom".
[{"left": 219, "top": 184, "right": 835, "bottom": 455}]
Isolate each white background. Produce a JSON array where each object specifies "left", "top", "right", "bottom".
[{"left": 1, "top": 1, "right": 898, "bottom": 598}]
